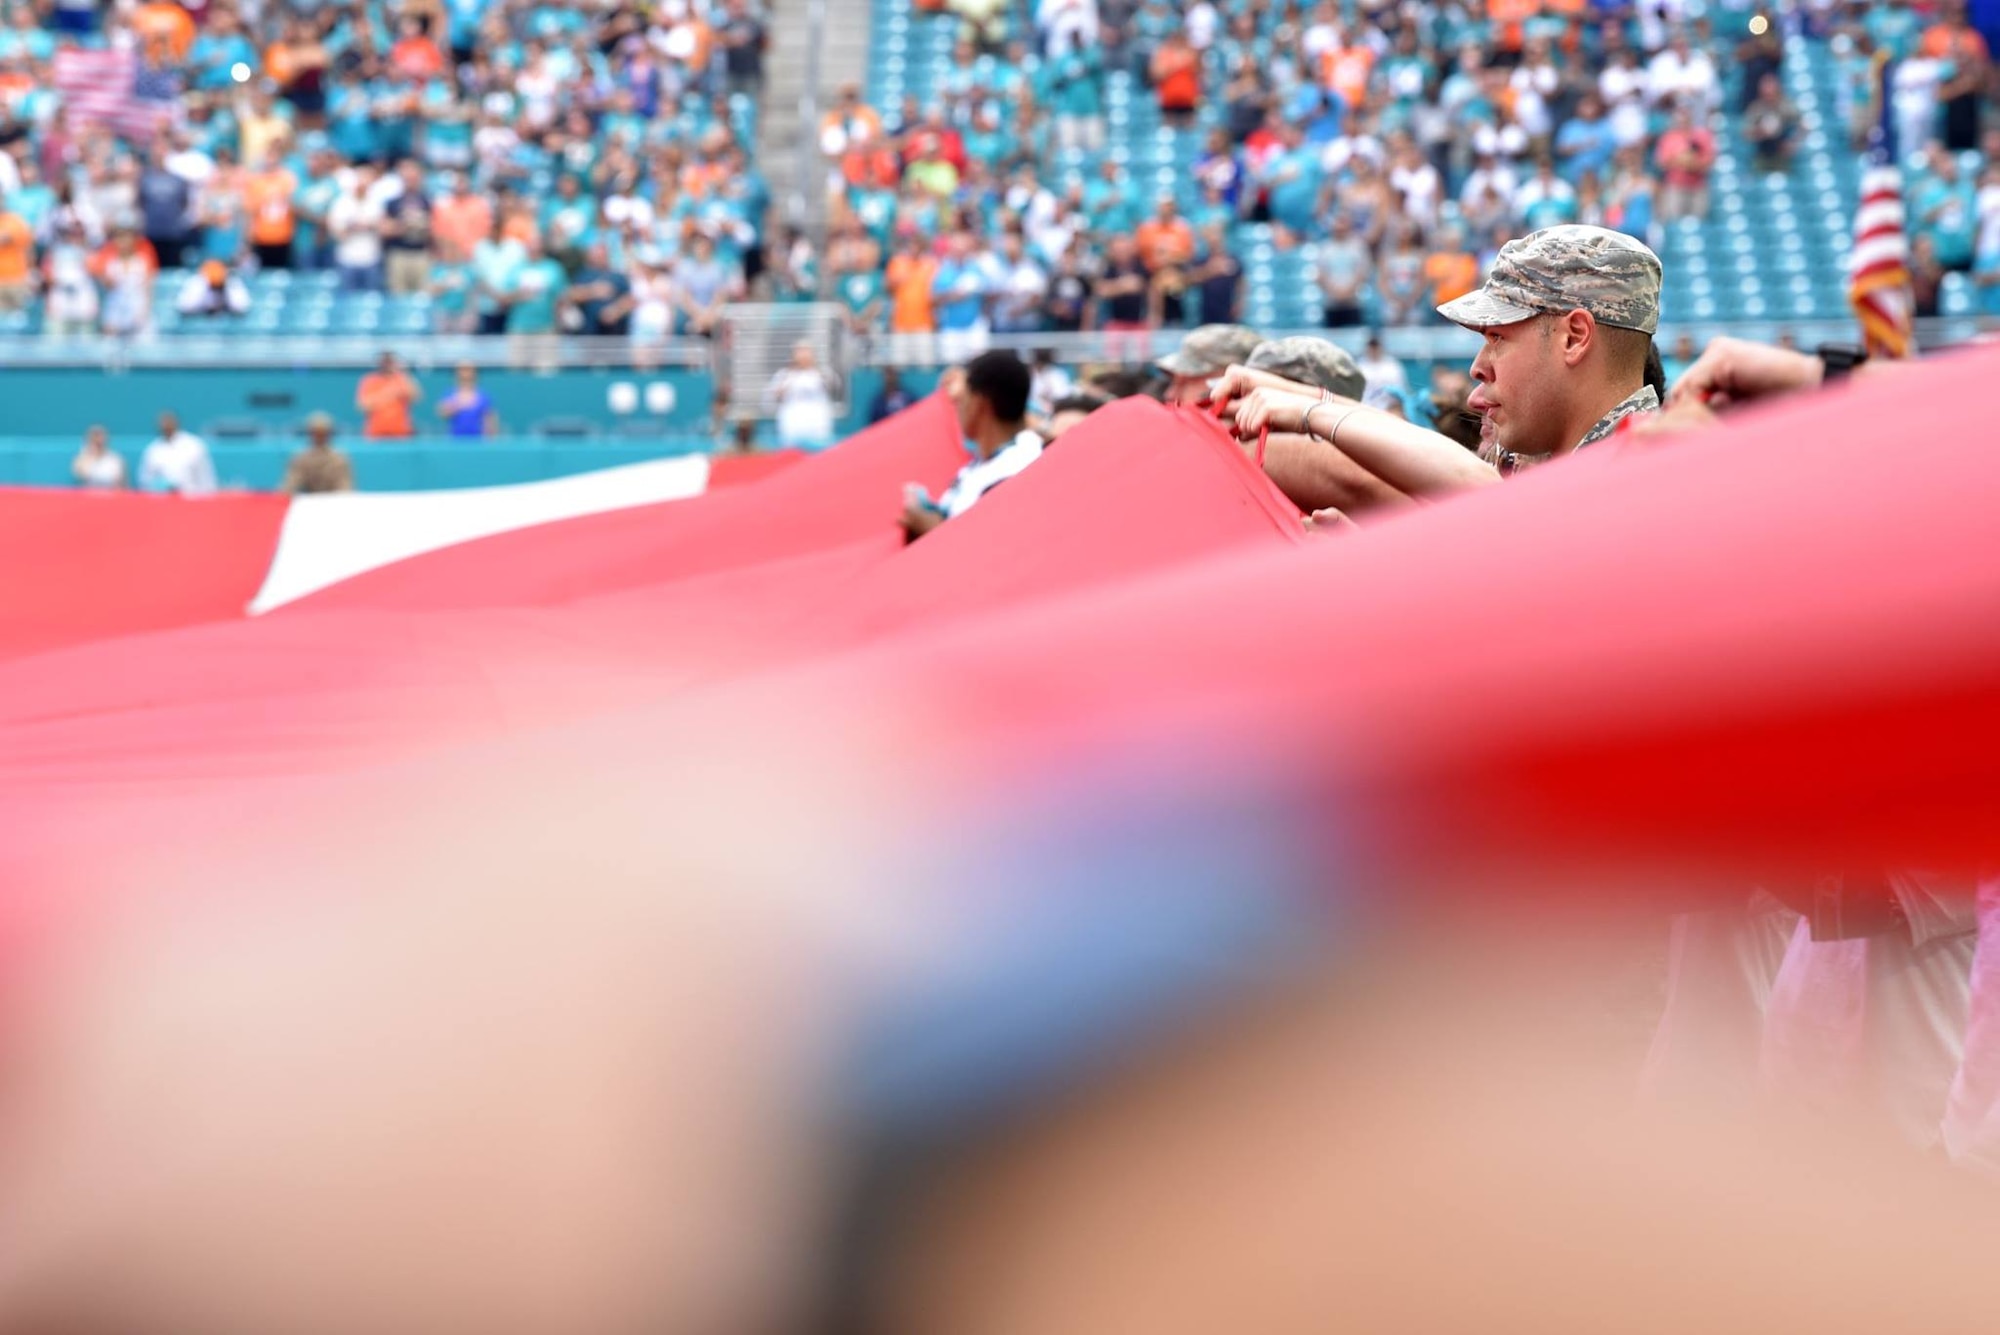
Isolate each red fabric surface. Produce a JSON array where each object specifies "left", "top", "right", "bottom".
[
  {"left": 0, "top": 489, "right": 288, "bottom": 662},
  {"left": 4, "top": 352, "right": 2000, "bottom": 986},
  {"left": 283, "top": 395, "right": 966, "bottom": 613}
]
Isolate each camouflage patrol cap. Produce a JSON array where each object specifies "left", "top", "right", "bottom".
[
  {"left": 1437, "top": 225, "right": 1662, "bottom": 336},
  {"left": 1245, "top": 336, "right": 1366, "bottom": 402},
  {"left": 1155, "top": 323, "right": 1265, "bottom": 378}
]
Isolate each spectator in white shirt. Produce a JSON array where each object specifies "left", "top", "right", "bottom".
[
  {"left": 1647, "top": 31, "right": 1719, "bottom": 111},
  {"left": 899, "top": 350, "right": 1042, "bottom": 541},
  {"left": 1600, "top": 48, "right": 1652, "bottom": 146},
  {"left": 71, "top": 424, "right": 127, "bottom": 489},
  {"left": 327, "top": 163, "right": 388, "bottom": 293},
  {"left": 1035, "top": 0, "right": 1097, "bottom": 58},
  {"left": 138, "top": 412, "right": 218, "bottom": 497},
  {"left": 989, "top": 232, "right": 1048, "bottom": 335},
  {"left": 177, "top": 260, "right": 252, "bottom": 318},
  {"left": 765, "top": 341, "right": 840, "bottom": 450},
  {"left": 1357, "top": 333, "right": 1408, "bottom": 398}
]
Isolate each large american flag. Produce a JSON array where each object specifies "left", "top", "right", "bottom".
[
  {"left": 52, "top": 46, "right": 178, "bottom": 146},
  {"left": 1848, "top": 52, "right": 1913, "bottom": 360}
]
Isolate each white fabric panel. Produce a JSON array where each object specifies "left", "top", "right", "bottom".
[{"left": 248, "top": 455, "right": 712, "bottom": 614}]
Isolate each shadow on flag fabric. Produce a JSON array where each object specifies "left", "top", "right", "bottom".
[{"left": 1850, "top": 52, "right": 1915, "bottom": 360}]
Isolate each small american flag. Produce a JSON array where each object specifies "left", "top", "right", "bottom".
[
  {"left": 52, "top": 46, "right": 177, "bottom": 146},
  {"left": 1848, "top": 52, "right": 1913, "bottom": 360}
]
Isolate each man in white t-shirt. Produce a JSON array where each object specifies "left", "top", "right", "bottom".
[
  {"left": 327, "top": 164, "right": 388, "bottom": 292},
  {"left": 1646, "top": 31, "right": 1718, "bottom": 110},
  {"left": 138, "top": 411, "right": 219, "bottom": 497},
  {"left": 899, "top": 350, "right": 1043, "bottom": 541}
]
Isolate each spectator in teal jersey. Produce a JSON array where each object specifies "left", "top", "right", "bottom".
[
  {"left": 848, "top": 181, "right": 899, "bottom": 250},
  {"left": 540, "top": 175, "right": 599, "bottom": 271},
  {"left": 1043, "top": 40, "right": 1104, "bottom": 153},
  {"left": 837, "top": 262, "right": 886, "bottom": 334},
  {"left": 327, "top": 77, "right": 381, "bottom": 163},
  {"left": 291, "top": 147, "right": 341, "bottom": 271},
  {"left": 0, "top": 7, "right": 54, "bottom": 61},
  {"left": 1516, "top": 158, "right": 1581, "bottom": 230},
  {"left": 503, "top": 232, "right": 566, "bottom": 334},
  {"left": 189, "top": 8, "right": 258, "bottom": 90},
  {"left": 373, "top": 70, "right": 421, "bottom": 165},
  {"left": 1866, "top": 0, "right": 1922, "bottom": 62},
  {"left": 7, "top": 158, "right": 54, "bottom": 239},
  {"left": 941, "top": 37, "right": 983, "bottom": 115},
  {"left": 196, "top": 150, "right": 248, "bottom": 265},
  {"left": 429, "top": 239, "right": 477, "bottom": 334},
  {"left": 1188, "top": 179, "right": 1235, "bottom": 235},
  {"left": 963, "top": 104, "right": 1015, "bottom": 170},
  {"left": 420, "top": 80, "right": 475, "bottom": 169},
  {"left": 1912, "top": 143, "right": 1978, "bottom": 272},
  {"left": 1259, "top": 121, "right": 1322, "bottom": 237},
  {"left": 1379, "top": 25, "right": 1431, "bottom": 107},
  {"left": 1082, "top": 158, "right": 1141, "bottom": 237},
  {"left": 1975, "top": 221, "right": 2000, "bottom": 318}
]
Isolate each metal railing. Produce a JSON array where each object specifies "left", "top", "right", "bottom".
[
  {"left": 0, "top": 319, "right": 1988, "bottom": 375},
  {"left": 0, "top": 334, "right": 719, "bottom": 371}
]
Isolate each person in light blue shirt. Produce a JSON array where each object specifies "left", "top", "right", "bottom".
[
  {"left": 931, "top": 232, "right": 989, "bottom": 333},
  {"left": 1555, "top": 93, "right": 1620, "bottom": 182},
  {"left": 1260, "top": 124, "right": 1322, "bottom": 235},
  {"left": 291, "top": 148, "right": 342, "bottom": 270},
  {"left": 8, "top": 159, "right": 55, "bottom": 239},
  {"left": 472, "top": 221, "right": 528, "bottom": 334}
]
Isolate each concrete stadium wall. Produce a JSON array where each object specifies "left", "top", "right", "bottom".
[{"left": 0, "top": 367, "right": 715, "bottom": 438}]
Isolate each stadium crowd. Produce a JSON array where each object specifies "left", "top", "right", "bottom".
[
  {"left": 0, "top": 0, "right": 1987, "bottom": 348},
  {"left": 817, "top": 0, "right": 2000, "bottom": 337},
  {"left": 0, "top": 0, "right": 775, "bottom": 339}
]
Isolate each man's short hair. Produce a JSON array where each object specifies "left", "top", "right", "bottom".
[
  {"left": 963, "top": 350, "right": 1032, "bottom": 423},
  {"left": 1048, "top": 390, "right": 1111, "bottom": 419}
]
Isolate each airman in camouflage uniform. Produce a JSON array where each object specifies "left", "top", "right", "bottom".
[
  {"left": 1245, "top": 336, "right": 1367, "bottom": 403},
  {"left": 1154, "top": 324, "right": 1266, "bottom": 404},
  {"left": 1438, "top": 225, "right": 1663, "bottom": 472}
]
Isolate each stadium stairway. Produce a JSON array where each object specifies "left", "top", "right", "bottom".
[{"left": 762, "top": 0, "right": 875, "bottom": 232}]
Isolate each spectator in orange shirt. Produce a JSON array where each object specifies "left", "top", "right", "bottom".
[
  {"left": 885, "top": 231, "right": 939, "bottom": 334},
  {"left": 432, "top": 172, "right": 494, "bottom": 260},
  {"left": 356, "top": 351, "right": 422, "bottom": 440},
  {"left": 132, "top": 0, "right": 196, "bottom": 62},
  {"left": 1924, "top": 0, "right": 1990, "bottom": 152},
  {"left": 0, "top": 202, "right": 34, "bottom": 311},
  {"left": 243, "top": 151, "right": 299, "bottom": 271},
  {"left": 1422, "top": 227, "right": 1479, "bottom": 310},
  {"left": 1134, "top": 196, "right": 1196, "bottom": 272},
  {"left": 1150, "top": 28, "right": 1201, "bottom": 127},
  {"left": 819, "top": 84, "right": 884, "bottom": 159},
  {"left": 390, "top": 15, "right": 446, "bottom": 80}
]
